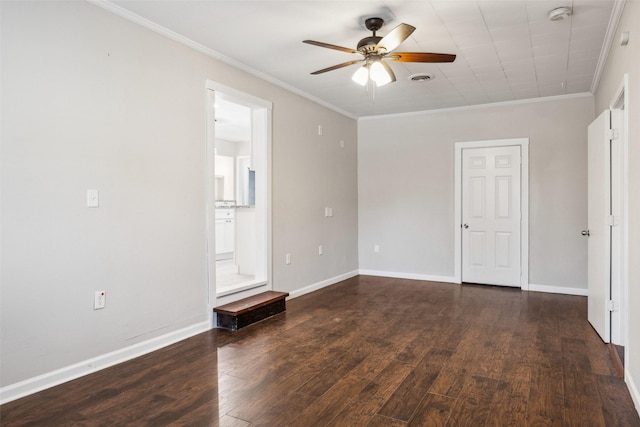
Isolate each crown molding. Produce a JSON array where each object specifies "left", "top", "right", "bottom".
[
  {"left": 358, "top": 92, "right": 593, "bottom": 121},
  {"left": 591, "top": 0, "right": 627, "bottom": 94},
  {"left": 87, "top": 0, "right": 357, "bottom": 120}
]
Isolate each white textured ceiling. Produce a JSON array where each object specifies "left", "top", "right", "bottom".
[{"left": 106, "top": 0, "right": 615, "bottom": 118}]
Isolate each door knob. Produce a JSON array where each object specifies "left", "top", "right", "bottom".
[
  {"left": 463, "top": 223, "right": 469, "bottom": 229},
  {"left": 581, "top": 230, "right": 590, "bottom": 236}
]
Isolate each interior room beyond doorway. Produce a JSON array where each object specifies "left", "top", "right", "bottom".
[{"left": 213, "top": 96, "right": 262, "bottom": 296}]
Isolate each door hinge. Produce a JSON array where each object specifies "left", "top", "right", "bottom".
[
  {"left": 607, "top": 300, "right": 617, "bottom": 312},
  {"left": 607, "top": 215, "right": 615, "bottom": 226},
  {"left": 607, "top": 129, "right": 619, "bottom": 140}
]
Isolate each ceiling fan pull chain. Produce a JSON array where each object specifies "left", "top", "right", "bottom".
[{"left": 367, "top": 76, "right": 376, "bottom": 104}]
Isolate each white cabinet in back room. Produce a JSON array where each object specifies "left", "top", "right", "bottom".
[{"left": 215, "top": 209, "right": 235, "bottom": 258}]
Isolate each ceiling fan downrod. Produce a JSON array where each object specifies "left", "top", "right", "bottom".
[{"left": 358, "top": 17, "right": 385, "bottom": 53}]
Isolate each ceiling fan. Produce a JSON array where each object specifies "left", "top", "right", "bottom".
[{"left": 303, "top": 17, "right": 456, "bottom": 87}]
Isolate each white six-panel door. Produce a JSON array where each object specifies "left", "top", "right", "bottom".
[{"left": 462, "top": 146, "right": 522, "bottom": 287}]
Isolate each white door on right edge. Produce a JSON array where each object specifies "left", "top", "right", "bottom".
[
  {"left": 462, "top": 146, "right": 521, "bottom": 287},
  {"left": 587, "top": 110, "right": 611, "bottom": 343}
]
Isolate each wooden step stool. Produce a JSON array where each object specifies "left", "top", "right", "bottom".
[{"left": 214, "top": 291, "right": 289, "bottom": 331}]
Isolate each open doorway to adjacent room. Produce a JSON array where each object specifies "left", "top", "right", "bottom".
[{"left": 206, "top": 82, "right": 272, "bottom": 312}]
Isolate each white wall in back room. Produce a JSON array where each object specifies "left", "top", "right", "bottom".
[{"left": 358, "top": 95, "right": 594, "bottom": 291}]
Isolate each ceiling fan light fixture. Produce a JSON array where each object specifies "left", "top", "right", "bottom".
[
  {"left": 352, "top": 65, "right": 369, "bottom": 86},
  {"left": 351, "top": 61, "right": 393, "bottom": 87},
  {"left": 370, "top": 61, "right": 392, "bottom": 86},
  {"left": 548, "top": 6, "right": 572, "bottom": 21},
  {"left": 305, "top": 17, "right": 455, "bottom": 90}
]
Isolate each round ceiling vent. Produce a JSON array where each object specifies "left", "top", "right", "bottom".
[{"left": 409, "top": 73, "right": 435, "bottom": 82}]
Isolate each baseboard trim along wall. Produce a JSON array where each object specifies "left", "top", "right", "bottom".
[
  {"left": 627, "top": 369, "right": 640, "bottom": 415},
  {"left": 358, "top": 270, "right": 458, "bottom": 284},
  {"left": 358, "top": 271, "right": 589, "bottom": 297},
  {"left": 527, "top": 283, "right": 588, "bottom": 296},
  {"left": 0, "top": 321, "right": 210, "bottom": 405},
  {"left": 287, "top": 270, "right": 360, "bottom": 300}
]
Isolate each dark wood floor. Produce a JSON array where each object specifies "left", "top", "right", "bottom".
[{"left": 2, "top": 276, "right": 639, "bottom": 426}]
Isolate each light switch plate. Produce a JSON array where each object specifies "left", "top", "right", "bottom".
[{"left": 87, "top": 189, "right": 99, "bottom": 208}]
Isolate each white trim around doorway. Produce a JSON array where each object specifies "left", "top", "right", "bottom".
[
  {"left": 205, "top": 80, "right": 273, "bottom": 329},
  {"left": 609, "top": 74, "right": 629, "bottom": 349},
  {"left": 454, "top": 138, "right": 529, "bottom": 289}
]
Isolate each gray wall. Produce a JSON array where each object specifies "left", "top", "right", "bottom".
[
  {"left": 594, "top": 0, "right": 640, "bottom": 408},
  {"left": 1, "top": 1, "right": 358, "bottom": 387},
  {"left": 358, "top": 95, "right": 594, "bottom": 289},
  {"left": 272, "top": 94, "right": 359, "bottom": 295}
]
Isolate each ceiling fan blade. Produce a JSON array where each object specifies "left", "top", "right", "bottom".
[
  {"left": 303, "top": 40, "right": 359, "bottom": 54},
  {"left": 389, "top": 52, "right": 456, "bottom": 63},
  {"left": 310, "top": 59, "right": 363, "bottom": 75},
  {"left": 380, "top": 61, "right": 397, "bottom": 83},
  {"left": 376, "top": 23, "right": 415, "bottom": 53}
]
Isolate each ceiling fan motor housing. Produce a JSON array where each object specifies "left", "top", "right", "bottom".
[
  {"left": 358, "top": 17, "right": 385, "bottom": 53},
  {"left": 357, "top": 36, "right": 383, "bottom": 53}
]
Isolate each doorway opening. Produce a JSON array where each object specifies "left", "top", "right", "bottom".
[
  {"left": 205, "top": 82, "right": 272, "bottom": 321},
  {"left": 213, "top": 97, "right": 254, "bottom": 292}
]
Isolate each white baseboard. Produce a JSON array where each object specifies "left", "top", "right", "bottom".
[
  {"left": 287, "top": 270, "right": 359, "bottom": 299},
  {"left": 359, "top": 269, "right": 457, "bottom": 284},
  {"left": 358, "top": 272, "right": 588, "bottom": 297},
  {"left": 627, "top": 368, "right": 640, "bottom": 417},
  {"left": 528, "top": 283, "right": 588, "bottom": 296},
  {"left": 0, "top": 321, "right": 210, "bottom": 405}
]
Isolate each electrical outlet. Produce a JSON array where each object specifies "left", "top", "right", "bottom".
[
  {"left": 319, "top": 245, "right": 323, "bottom": 255},
  {"left": 285, "top": 253, "right": 291, "bottom": 265},
  {"left": 94, "top": 290, "right": 106, "bottom": 310}
]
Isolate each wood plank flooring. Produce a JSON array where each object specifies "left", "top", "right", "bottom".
[{"left": 2, "top": 275, "right": 639, "bottom": 426}]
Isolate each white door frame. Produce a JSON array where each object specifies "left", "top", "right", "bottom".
[
  {"left": 609, "top": 74, "right": 628, "bottom": 347},
  {"left": 454, "top": 138, "right": 529, "bottom": 289},
  {"left": 205, "top": 80, "right": 273, "bottom": 328}
]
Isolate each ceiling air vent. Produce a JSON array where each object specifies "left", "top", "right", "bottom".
[{"left": 409, "top": 73, "right": 435, "bottom": 82}]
